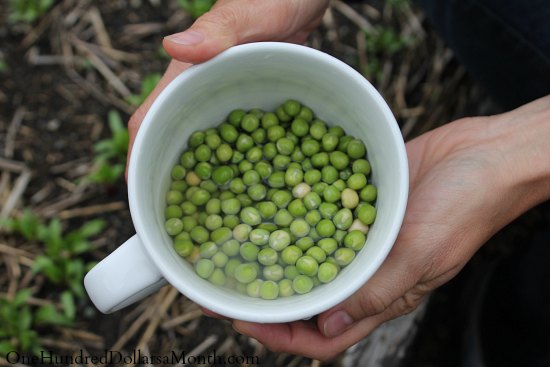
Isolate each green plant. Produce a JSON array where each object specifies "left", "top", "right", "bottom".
[
  {"left": 8, "top": 0, "right": 55, "bottom": 23},
  {"left": 386, "top": 0, "right": 410, "bottom": 10},
  {"left": 87, "top": 110, "right": 129, "bottom": 184},
  {"left": 177, "top": 0, "right": 216, "bottom": 19},
  {"left": 0, "top": 290, "right": 40, "bottom": 356},
  {"left": 1, "top": 210, "right": 106, "bottom": 297},
  {"left": 35, "top": 291, "right": 76, "bottom": 327},
  {"left": 364, "top": 25, "right": 411, "bottom": 81},
  {"left": 127, "top": 73, "right": 162, "bottom": 106}
]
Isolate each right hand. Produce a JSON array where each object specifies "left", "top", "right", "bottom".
[{"left": 127, "top": 0, "right": 330, "bottom": 173}]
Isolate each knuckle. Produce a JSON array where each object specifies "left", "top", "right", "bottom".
[
  {"left": 199, "top": 6, "right": 240, "bottom": 31},
  {"left": 357, "top": 289, "right": 391, "bottom": 316}
]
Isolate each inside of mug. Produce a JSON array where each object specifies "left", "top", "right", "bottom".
[{"left": 129, "top": 43, "right": 407, "bottom": 322}]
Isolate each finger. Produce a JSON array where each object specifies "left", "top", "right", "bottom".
[
  {"left": 233, "top": 312, "right": 389, "bottom": 361},
  {"left": 316, "top": 234, "right": 425, "bottom": 338},
  {"left": 163, "top": 0, "right": 329, "bottom": 64},
  {"left": 126, "top": 60, "right": 192, "bottom": 179}
]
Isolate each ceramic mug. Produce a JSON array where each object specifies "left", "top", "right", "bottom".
[{"left": 84, "top": 42, "right": 408, "bottom": 323}]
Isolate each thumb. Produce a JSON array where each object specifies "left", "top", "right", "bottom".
[
  {"left": 163, "top": 0, "right": 329, "bottom": 64},
  {"left": 317, "top": 248, "right": 425, "bottom": 338}
]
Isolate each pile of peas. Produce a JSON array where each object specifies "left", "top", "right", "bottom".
[{"left": 164, "top": 100, "right": 377, "bottom": 300}]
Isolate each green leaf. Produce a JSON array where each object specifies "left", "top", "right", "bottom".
[
  {"left": 33, "top": 255, "right": 62, "bottom": 283},
  {"left": 17, "top": 308, "right": 32, "bottom": 333},
  {"left": 0, "top": 341, "right": 15, "bottom": 356},
  {"left": 13, "top": 289, "right": 31, "bottom": 306},
  {"left": 60, "top": 291, "right": 76, "bottom": 320},
  {"left": 76, "top": 219, "right": 106, "bottom": 239},
  {"left": 35, "top": 304, "right": 72, "bottom": 326}
]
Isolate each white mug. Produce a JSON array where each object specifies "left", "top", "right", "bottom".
[{"left": 84, "top": 42, "right": 408, "bottom": 323}]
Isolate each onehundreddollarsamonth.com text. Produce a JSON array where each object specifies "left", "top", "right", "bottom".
[{"left": 4, "top": 349, "right": 261, "bottom": 365}]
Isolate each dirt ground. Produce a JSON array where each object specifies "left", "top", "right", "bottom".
[{"left": 2, "top": 1, "right": 548, "bottom": 366}]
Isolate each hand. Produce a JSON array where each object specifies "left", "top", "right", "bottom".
[
  {"left": 127, "top": 0, "right": 330, "bottom": 169},
  {"left": 231, "top": 96, "right": 550, "bottom": 360}
]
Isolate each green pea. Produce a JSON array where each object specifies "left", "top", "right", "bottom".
[
  {"left": 283, "top": 99, "right": 301, "bottom": 116},
  {"left": 246, "top": 146, "right": 263, "bottom": 162},
  {"left": 228, "top": 177, "right": 245, "bottom": 194},
  {"left": 284, "top": 265, "right": 300, "bottom": 280},
  {"left": 328, "top": 126, "right": 345, "bottom": 137},
  {"left": 321, "top": 166, "right": 339, "bottom": 184},
  {"left": 234, "top": 263, "right": 258, "bottom": 284},
  {"left": 312, "top": 182, "right": 328, "bottom": 195},
  {"left": 165, "top": 205, "right": 183, "bottom": 219},
  {"left": 304, "top": 169, "right": 322, "bottom": 185},
  {"left": 301, "top": 139, "right": 320, "bottom": 157},
  {"left": 337, "top": 135, "right": 354, "bottom": 152},
  {"left": 276, "top": 105, "right": 291, "bottom": 122},
  {"left": 200, "top": 180, "right": 217, "bottom": 194},
  {"left": 221, "top": 197, "right": 241, "bottom": 215},
  {"left": 170, "top": 180, "right": 188, "bottom": 192},
  {"left": 261, "top": 112, "right": 279, "bottom": 129},
  {"left": 288, "top": 199, "right": 307, "bottom": 217},
  {"left": 322, "top": 133, "right": 339, "bottom": 152},
  {"left": 296, "top": 255, "right": 318, "bottom": 276},
  {"left": 255, "top": 161, "right": 272, "bottom": 179},
  {"left": 197, "top": 211, "right": 208, "bottom": 226},
  {"left": 180, "top": 151, "right": 196, "bottom": 169},
  {"left": 292, "top": 275, "right": 314, "bottom": 294},
  {"left": 358, "top": 203, "right": 376, "bottom": 225},
  {"left": 205, "top": 133, "right": 222, "bottom": 150},
  {"left": 248, "top": 183, "right": 267, "bottom": 201},
  {"left": 267, "top": 171, "right": 286, "bottom": 188},
  {"left": 316, "top": 219, "right": 336, "bottom": 237},
  {"left": 223, "top": 215, "right": 240, "bottom": 229},
  {"left": 347, "top": 173, "right": 367, "bottom": 190},
  {"left": 188, "top": 131, "right": 205, "bottom": 148},
  {"left": 241, "top": 113, "right": 260, "bottom": 132},
  {"left": 257, "top": 201, "right": 277, "bottom": 219},
  {"left": 171, "top": 165, "right": 186, "bottom": 180},
  {"left": 228, "top": 109, "right": 246, "bottom": 126},
  {"left": 305, "top": 210, "right": 321, "bottom": 226},
  {"left": 289, "top": 218, "right": 310, "bottom": 238},
  {"left": 360, "top": 184, "right": 377, "bottom": 202},
  {"left": 291, "top": 117, "right": 309, "bottom": 137},
  {"left": 318, "top": 238, "right": 338, "bottom": 255},
  {"left": 272, "top": 190, "right": 293, "bottom": 208},
  {"left": 194, "top": 144, "right": 212, "bottom": 162},
  {"left": 181, "top": 216, "right": 197, "bottom": 232},
  {"left": 249, "top": 108, "right": 264, "bottom": 119},
  {"left": 339, "top": 168, "right": 352, "bottom": 180},
  {"left": 306, "top": 246, "right": 327, "bottom": 263},
  {"left": 238, "top": 159, "right": 253, "bottom": 173},
  {"left": 222, "top": 239, "right": 240, "bottom": 257},
  {"left": 311, "top": 152, "right": 329, "bottom": 167},
  {"left": 258, "top": 248, "right": 278, "bottom": 266},
  {"left": 277, "top": 246, "right": 301, "bottom": 266},
  {"left": 276, "top": 137, "right": 295, "bottom": 156},
  {"left": 236, "top": 134, "right": 254, "bottom": 152},
  {"left": 249, "top": 228, "right": 270, "bottom": 246},
  {"left": 341, "top": 188, "right": 359, "bottom": 209},
  {"left": 344, "top": 230, "right": 366, "bottom": 251},
  {"left": 166, "top": 190, "right": 184, "bottom": 205},
  {"left": 195, "top": 258, "right": 215, "bottom": 279},
  {"left": 333, "top": 208, "right": 353, "bottom": 230},
  {"left": 190, "top": 226, "right": 209, "bottom": 244},
  {"left": 257, "top": 223, "right": 278, "bottom": 232},
  {"left": 294, "top": 237, "right": 313, "bottom": 252},
  {"left": 246, "top": 279, "right": 263, "bottom": 298},
  {"left": 165, "top": 218, "right": 183, "bottom": 236},
  {"left": 269, "top": 230, "right": 291, "bottom": 251},
  {"left": 180, "top": 201, "right": 197, "bottom": 215},
  {"left": 263, "top": 142, "right": 278, "bottom": 160},
  {"left": 292, "top": 182, "right": 312, "bottom": 199},
  {"left": 279, "top": 279, "right": 295, "bottom": 297},
  {"left": 334, "top": 248, "right": 356, "bottom": 266},
  {"left": 323, "top": 185, "right": 341, "bottom": 203},
  {"left": 267, "top": 125, "right": 285, "bottom": 142},
  {"left": 352, "top": 159, "right": 371, "bottom": 175},
  {"left": 240, "top": 207, "right": 262, "bottom": 226},
  {"left": 204, "top": 214, "right": 223, "bottom": 231},
  {"left": 210, "top": 227, "right": 232, "bottom": 245},
  {"left": 274, "top": 209, "right": 293, "bottom": 227},
  {"left": 210, "top": 166, "right": 232, "bottom": 185},
  {"left": 284, "top": 166, "right": 303, "bottom": 187},
  {"left": 241, "top": 170, "right": 260, "bottom": 186},
  {"left": 205, "top": 198, "right": 221, "bottom": 214},
  {"left": 224, "top": 258, "right": 241, "bottom": 277},
  {"left": 263, "top": 264, "right": 284, "bottom": 281},
  {"left": 239, "top": 242, "right": 259, "bottom": 262},
  {"left": 199, "top": 241, "right": 218, "bottom": 258},
  {"left": 174, "top": 238, "right": 193, "bottom": 257},
  {"left": 208, "top": 268, "right": 226, "bottom": 286},
  {"left": 193, "top": 162, "right": 210, "bottom": 180},
  {"left": 318, "top": 262, "right": 338, "bottom": 283},
  {"left": 260, "top": 280, "right": 279, "bottom": 300},
  {"left": 190, "top": 189, "right": 210, "bottom": 206},
  {"left": 347, "top": 139, "right": 367, "bottom": 159},
  {"left": 329, "top": 151, "right": 349, "bottom": 170},
  {"left": 232, "top": 223, "right": 252, "bottom": 242}
]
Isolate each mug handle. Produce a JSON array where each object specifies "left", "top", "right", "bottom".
[{"left": 84, "top": 235, "right": 167, "bottom": 313}]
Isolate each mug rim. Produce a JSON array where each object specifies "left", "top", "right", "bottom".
[{"left": 128, "top": 41, "right": 409, "bottom": 322}]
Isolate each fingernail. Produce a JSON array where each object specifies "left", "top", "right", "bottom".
[
  {"left": 164, "top": 30, "right": 204, "bottom": 45},
  {"left": 323, "top": 310, "right": 353, "bottom": 337}
]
